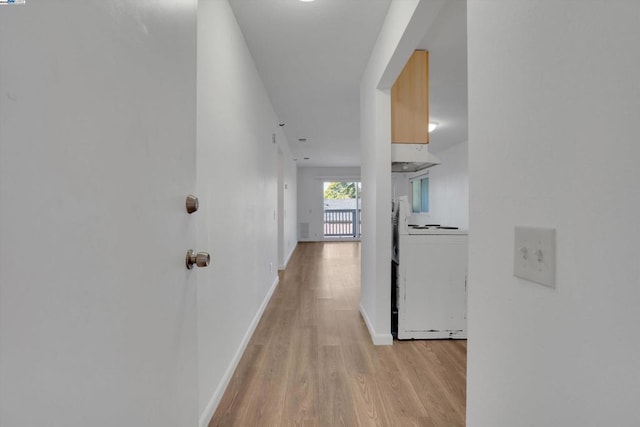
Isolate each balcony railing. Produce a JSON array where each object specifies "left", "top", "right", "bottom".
[{"left": 324, "top": 209, "right": 361, "bottom": 237}]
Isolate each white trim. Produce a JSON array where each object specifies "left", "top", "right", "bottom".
[
  {"left": 323, "top": 237, "right": 361, "bottom": 242},
  {"left": 408, "top": 169, "right": 430, "bottom": 179},
  {"left": 199, "top": 275, "right": 280, "bottom": 427},
  {"left": 314, "top": 175, "right": 361, "bottom": 181},
  {"left": 279, "top": 241, "right": 298, "bottom": 270},
  {"left": 359, "top": 303, "right": 393, "bottom": 346}
]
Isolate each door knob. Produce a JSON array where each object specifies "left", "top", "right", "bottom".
[
  {"left": 186, "top": 250, "right": 210, "bottom": 269},
  {"left": 185, "top": 194, "right": 199, "bottom": 214}
]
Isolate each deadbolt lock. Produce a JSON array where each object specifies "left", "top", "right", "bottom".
[
  {"left": 185, "top": 194, "right": 199, "bottom": 214},
  {"left": 186, "top": 250, "right": 210, "bottom": 269}
]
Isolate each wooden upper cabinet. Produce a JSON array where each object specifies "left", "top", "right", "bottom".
[{"left": 391, "top": 50, "right": 429, "bottom": 144}]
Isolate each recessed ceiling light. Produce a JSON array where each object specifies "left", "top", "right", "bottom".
[
  {"left": 299, "top": 0, "right": 315, "bottom": 2},
  {"left": 428, "top": 121, "right": 439, "bottom": 133},
  {"left": 298, "top": 138, "right": 308, "bottom": 142},
  {"left": 303, "top": 157, "right": 310, "bottom": 160}
]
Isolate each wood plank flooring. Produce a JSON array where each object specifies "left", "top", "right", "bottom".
[{"left": 209, "top": 242, "right": 466, "bottom": 426}]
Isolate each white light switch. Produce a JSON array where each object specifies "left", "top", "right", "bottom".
[{"left": 514, "top": 226, "right": 556, "bottom": 287}]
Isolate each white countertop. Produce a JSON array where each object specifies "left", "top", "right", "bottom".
[{"left": 406, "top": 227, "right": 468, "bottom": 235}]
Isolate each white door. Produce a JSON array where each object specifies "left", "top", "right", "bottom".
[{"left": 0, "top": 2, "right": 199, "bottom": 426}]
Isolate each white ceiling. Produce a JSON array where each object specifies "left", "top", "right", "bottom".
[{"left": 229, "top": 0, "right": 467, "bottom": 167}]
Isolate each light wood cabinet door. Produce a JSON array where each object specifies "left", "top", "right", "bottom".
[{"left": 391, "top": 50, "right": 429, "bottom": 144}]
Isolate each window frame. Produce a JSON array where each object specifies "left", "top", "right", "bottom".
[{"left": 409, "top": 171, "right": 429, "bottom": 214}]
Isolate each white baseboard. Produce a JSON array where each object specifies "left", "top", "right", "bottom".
[
  {"left": 278, "top": 241, "right": 298, "bottom": 270},
  {"left": 199, "top": 275, "right": 280, "bottom": 427},
  {"left": 359, "top": 303, "right": 393, "bottom": 346}
]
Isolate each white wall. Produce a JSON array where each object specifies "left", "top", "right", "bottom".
[
  {"left": 360, "top": 0, "right": 418, "bottom": 346},
  {"left": 281, "top": 150, "right": 298, "bottom": 268},
  {"left": 391, "top": 171, "right": 410, "bottom": 200},
  {"left": 467, "top": 1, "right": 640, "bottom": 426},
  {"left": 297, "top": 166, "right": 361, "bottom": 242},
  {"left": 428, "top": 141, "right": 468, "bottom": 229},
  {"left": 196, "top": 1, "right": 296, "bottom": 424},
  {"left": 277, "top": 150, "right": 298, "bottom": 269}
]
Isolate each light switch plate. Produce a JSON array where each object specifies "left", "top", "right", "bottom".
[{"left": 514, "top": 226, "right": 556, "bottom": 287}]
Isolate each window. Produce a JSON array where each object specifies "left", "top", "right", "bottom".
[
  {"left": 410, "top": 174, "right": 429, "bottom": 213},
  {"left": 323, "top": 181, "right": 361, "bottom": 238}
]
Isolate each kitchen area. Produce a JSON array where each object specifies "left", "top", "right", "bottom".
[
  {"left": 391, "top": 135, "right": 468, "bottom": 339},
  {"left": 390, "top": 134, "right": 468, "bottom": 341},
  {"left": 388, "top": 1, "right": 469, "bottom": 342}
]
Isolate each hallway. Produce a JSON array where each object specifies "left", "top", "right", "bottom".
[{"left": 210, "top": 242, "right": 466, "bottom": 426}]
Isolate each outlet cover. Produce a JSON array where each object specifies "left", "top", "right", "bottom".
[{"left": 514, "top": 226, "right": 556, "bottom": 287}]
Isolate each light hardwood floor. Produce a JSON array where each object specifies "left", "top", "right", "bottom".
[{"left": 209, "top": 242, "right": 466, "bottom": 426}]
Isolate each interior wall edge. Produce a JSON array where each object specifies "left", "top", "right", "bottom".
[{"left": 359, "top": 303, "right": 394, "bottom": 346}]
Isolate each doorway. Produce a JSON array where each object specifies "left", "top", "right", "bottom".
[{"left": 323, "top": 181, "right": 361, "bottom": 239}]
